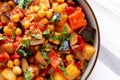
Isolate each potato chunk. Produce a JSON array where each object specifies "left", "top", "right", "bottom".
[
  {"left": 53, "top": 72, "right": 67, "bottom": 80},
  {"left": 66, "top": 64, "right": 80, "bottom": 80},
  {"left": 2, "top": 68, "right": 16, "bottom": 80},
  {"left": 83, "top": 44, "right": 96, "bottom": 61}
]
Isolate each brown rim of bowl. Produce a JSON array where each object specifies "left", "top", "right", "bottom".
[{"left": 83, "top": 0, "right": 100, "bottom": 80}]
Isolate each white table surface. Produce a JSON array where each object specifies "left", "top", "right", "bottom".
[{"left": 87, "top": 0, "right": 120, "bottom": 80}]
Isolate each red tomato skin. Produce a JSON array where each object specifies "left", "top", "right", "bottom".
[
  {"left": 11, "top": 53, "right": 21, "bottom": 59},
  {"left": 0, "top": 52, "right": 10, "bottom": 63},
  {"left": 65, "top": 6, "right": 75, "bottom": 15},
  {"left": 48, "top": 50, "right": 61, "bottom": 69}
]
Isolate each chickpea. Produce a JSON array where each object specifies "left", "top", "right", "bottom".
[
  {"left": 8, "top": 1, "right": 14, "bottom": 6},
  {"left": 3, "top": 26, "right": 13, "bottom": 36},
  {"left": 15, "top": 28, "right": 22, "bottom": 36},
  {"left": 14, "top": 58, "right": 20, "bottom": 66},
  {"left": 46, "top": 10, "right": 53, "bottom": 19},
  {"left": 66, "top": 54, "right": 74, "bottom": 63},
  {"left": 37, "top": 10, "right": 46, "bottom": 18},
  {"left": 13, "top": 66, "right": 22, "bottom": 75},
  {"left": 47, "top": 24, "right": 55, "bottom": 32},
  {"left": 23, "top": 20, "right": 30, "bottom": 29},
  {"left": 40, "top": 18, "right": 49, "bottom": 25},
  {"left": 33, "top": 6, "right": 40, "bottom": 12},
  {"left": 7, "top": 60, "right": 14, "bottom": 68},
  {"left": 10, "top": 14, "right": 20, "bottom": 22}
]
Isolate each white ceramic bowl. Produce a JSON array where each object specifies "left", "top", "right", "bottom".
[{"left": 78, "top": 0, "right": 100, "bottom": 80}]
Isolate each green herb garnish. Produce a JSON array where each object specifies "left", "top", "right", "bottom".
[
  {"left": 18, "top": 0, "right": 32, "bottom": 8},
  {"left": 48, "top": 69, "right": 54, "bottom": 80},
  {"left": 58, "top": 60, "right": 67, "bottom": 75},
  {"left": 23, "top": 70, "right": 32, "bottom": 80},
  {"left": 21, "top": 38, "right": 30, "bottom": 48},
  {"left": 40, "top": 49, "right": 50, "bottom": 64},
  {"left": 50, "top": 13, "right": 60, "bottom": 23},
  {"left": 42, "top": 30, "right": 50, "bottom": 35},
  {"left": 58, "top": 26, "right": 68, "bottom": 51}
]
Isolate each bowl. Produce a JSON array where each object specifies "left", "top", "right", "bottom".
[{"left": 78, "top": 0, "right": 100, "bottom": 80}]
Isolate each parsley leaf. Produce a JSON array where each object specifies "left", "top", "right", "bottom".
[
  {"left": 58, "top": 26, "right": 68, "bottom": 51},
  {"left": 40, "top": 49, "right": 50, "bottom": 64},
  {"left": 21, "top": 38, "right": 30, "bottom": 48},
  {"left": 18, "top": 0, "right": 32, "bottom": 8},
  {"left": 23, "top": 70, "right": 32, "bottom": 80},
  {"left": 58, "top": 60, "right": 67, "bottom": 76}
]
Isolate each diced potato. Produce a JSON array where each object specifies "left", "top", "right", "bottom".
[
  {"left": 2, "top": 68, "right": 16, "bottom": 80},
  {"left": 35, "top": 51, "right": 47, "bottom": 66},
  {"left": 49, "top": 32, "right": 61, "bottom": 44},
  {"left": 66, "top": 64, "right": 80, "bottom": 80},
  {"left": 0, "top": 42, "right": 14, "bottom": 54},
  {"left": 70, "top": 34, "right": 77, "bottom": 46},
  {"left": 53, "top": 72, "right": 67, "bottom": 80},
  {"left": 21, "top": 58, "right": 29, "bottom": 70},
  {"left": 83, "top": 44, "right": 96, "bottom": 61}
]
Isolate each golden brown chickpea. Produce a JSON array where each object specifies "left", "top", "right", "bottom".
[
  {"left": 14, "top": 58, "right": 20, "bottom": 66},
  {"left": 7, "top": 60, "right": 14, "bottom": 68}
]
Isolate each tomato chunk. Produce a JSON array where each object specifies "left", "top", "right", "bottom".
[
  {"left": 68, "top": 10, "right": 86, "bottom": 30},
  {"left": 48, "top": 50, "right": 61, "bottom": 69},
  {"left": 0, "top": 52, "right": 10, "bottom": 63}
]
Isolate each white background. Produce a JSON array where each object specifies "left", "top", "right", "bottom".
[{"left": 87, "top": 0, "right": 120, "bottom": 80}]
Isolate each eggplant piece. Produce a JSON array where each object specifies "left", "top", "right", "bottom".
[
  {"left": 50, "top": 13, "right": 60, "bottom": 23},
  {"left": 63, "top": 40, "right": 69, "bottom": 51},
  {"left": 14, "top": 0, "right": 19, "bottom": 4},
  {"left": 30, "top": 38, "right": 45, "bottom": 46},
  {"left": 79, "top": 24, "right": 96, "bottom": 44},
  {"left": 59, "top": 40, "right": 70, "bottom": 54},
  {"left": 17, "top": 46, "right": 31, "bottom": 58}
]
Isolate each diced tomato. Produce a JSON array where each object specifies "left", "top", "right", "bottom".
[
  {"left": 77, "top": 35, "right": 86, "bottom": 52},
  {"left": 30, "top": 22, "right": 38, "bottom": 28},
  {"left": 0, "top": 52, "right": 10, "bottom": 63},
  {"left": 48, "top": 50, "right": 61, "bottom": 69},
  {"left": 11, "top": 53, "right": 21, "bottom": 59},
  {"left": 65, "top": 6, "right": 75, "bottom": 15},
  {"left": 68, "top": 10, "right": 86, "bottom": 30},
  {"left": 40, "top": 26, "right": 47, "bottom": 32},
  {"left": 71, "top": 45, "right": 81, "bottom": 53}
]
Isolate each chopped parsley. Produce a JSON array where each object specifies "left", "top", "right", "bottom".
[
  {"left": 18, "top": 0, "right": 32, "bottom": 8},
  {"left": 58, "top": 60, "right": 67, "bottom": 76},
  {"left": 58, "top": 26, "right": 68, "bottom": 51},
  {"left": 21, "top": 38, "right": 30, "bottom": 48},
  {"left": 40, "top": 49, "right": 50, "bottom": 64},
  {"left": 23, "top": 70, "right": 32, "bottom": 80}
]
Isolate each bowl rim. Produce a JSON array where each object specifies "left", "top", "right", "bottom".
[{"left": 83, "top": 0, "right": 100, "bottom": 80}]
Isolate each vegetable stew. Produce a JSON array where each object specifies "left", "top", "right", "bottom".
[{"left": 0, "top": 0, "right": 96, "bottom": 80}]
